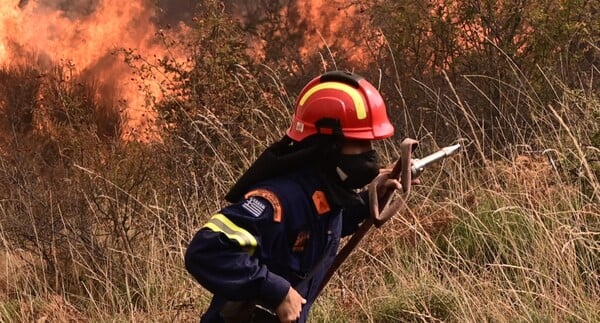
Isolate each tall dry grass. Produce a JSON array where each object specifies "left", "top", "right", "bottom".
[
  {"left": 1, "top": 1, "right": 599, "bottom": 322},
  {"left": 2, "top": 58, "right": 597, "bottom": 322},
  {"left": 311, "top": 62, "right": 599, "bottom": 322}
]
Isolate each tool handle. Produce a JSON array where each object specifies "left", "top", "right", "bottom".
[
  {"left": 316, "top": 138, "right": 419, "bottom": 295},
  {"left": 370, "top": 138, "right": 418, "bottom": 227}
]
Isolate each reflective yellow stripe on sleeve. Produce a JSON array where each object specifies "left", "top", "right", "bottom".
[{"left": 202, "top": 213, "right": 257, "bottom": 255}]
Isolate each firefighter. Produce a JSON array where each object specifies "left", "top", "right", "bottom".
[{"left": 185, "top": 71, "right": 400, "bottom": 323}]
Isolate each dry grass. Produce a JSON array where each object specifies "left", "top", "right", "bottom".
[
  {"left": 1, "top": 2, "right": 599, "bottom": 321},
  {"left": 1, "top": 73, "right": 599, "bottom": 323},
  {"left": 310, "top": 65, "right": 599, "bottom": 322}
]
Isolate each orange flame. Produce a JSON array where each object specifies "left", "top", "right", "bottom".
[
  {"left": 291, "top": 1, "right": 376, "bottom": 68},
  {"left": 0, "top": 0, "right": 188, "bottom": 141},
  {"left": 235, "top": 1, "right": 377, "bottom": 70}
]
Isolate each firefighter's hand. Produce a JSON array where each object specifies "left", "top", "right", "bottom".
[
  {"left": 275, "top": 286, "right": 306, "bottom": 323},
  {"left": 376, "top": 168, "right": 420, "bottom": 196}
]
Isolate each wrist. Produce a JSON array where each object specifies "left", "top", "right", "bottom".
[{"left": 259, "top": 271, "right": 291, "bottom": 309}]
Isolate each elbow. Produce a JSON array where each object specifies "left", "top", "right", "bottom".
[
  {"left": 184, "top": 245, "right": 195, "bottom": 275},
  {"left": 184, "top": 234, "right": 206, "bottom": 281}
]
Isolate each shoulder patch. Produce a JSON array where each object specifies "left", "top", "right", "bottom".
[
  {"left": 312, "top": 190, "right": 330, "bottom": 215},
  {"left": 244, "top": 189, "right": 283, "bottom": 222},
  {"left": 242, "top": 197, "right": 267, "bottom": 217}
]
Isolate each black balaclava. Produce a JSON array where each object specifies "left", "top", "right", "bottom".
[
  {"left": 333, "top": 150, "right": 380, "bottom": 190},
  {"left": 226, "top": 119, "right": 379, "bottom": 208},
  {"left": 225, "top": 134, "right": 338, "bottom": 203}
]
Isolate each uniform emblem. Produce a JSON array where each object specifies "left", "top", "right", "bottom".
[
  {"left": 312, "top": 190, "right": 330, "bottom": 215},
  {"left": 292, "top": 231, "right": 310, "bottom": 252},
  {"left": 242, "top": 197, "right": 266, "bottom": 217},
  {"left": 244, "top": 189, "right": 283, "bottom": 222}
]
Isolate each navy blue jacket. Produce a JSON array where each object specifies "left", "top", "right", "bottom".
[{"left": 185, "top": 167, "right": 369, "bottom": 322}]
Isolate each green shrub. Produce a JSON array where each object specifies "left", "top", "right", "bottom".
[{"left": 370, "top": 285, "right": 457, "bottom": 323}]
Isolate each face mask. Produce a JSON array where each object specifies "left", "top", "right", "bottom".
[{"left": 334, "top": 150, "right": 380, "bottom": 189}]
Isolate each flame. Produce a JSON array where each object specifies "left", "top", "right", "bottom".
[
  {"left": 1, "top": 1, "right": 150, "bottom": 68},
  {"left": 235, "top": 1, "right": 377, "bottom": 70},
  {"left": 3, "top": 0, "right": 378, "bottom": 140},
  {"left": 291, "top": 1, "right": 374, "bottom": 67},
  {"left": 0, "top": 3, "right": 23, "bottom": 64},
  {"left": 0, "top": 0, "right": 188, "bottom": 141}
]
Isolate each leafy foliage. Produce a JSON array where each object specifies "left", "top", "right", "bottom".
[{"left": 368, "top": 0, "right": 600, "bottom": 149}]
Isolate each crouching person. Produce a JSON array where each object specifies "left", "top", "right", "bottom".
[{"left": 185, "top": 71, "right": 400, "bottom": 323}]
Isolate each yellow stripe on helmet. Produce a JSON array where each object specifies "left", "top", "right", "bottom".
[
  {"left": 299, "top": 82, "right": 367, "bottom": 120},
  {"left": 202, "top": 214, "right": 257, "bottom": 254}
]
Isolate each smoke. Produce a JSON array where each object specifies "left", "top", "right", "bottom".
[
  {"left": 22, "top": 0, "right": 100, "bottom": 18},
  {"left": 155, "top": 0, "right": 198, "bottom": 26}
]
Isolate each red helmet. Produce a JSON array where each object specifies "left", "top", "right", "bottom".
[{"left": 286, "top": 71, "right": 394, "bottom": 142}]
